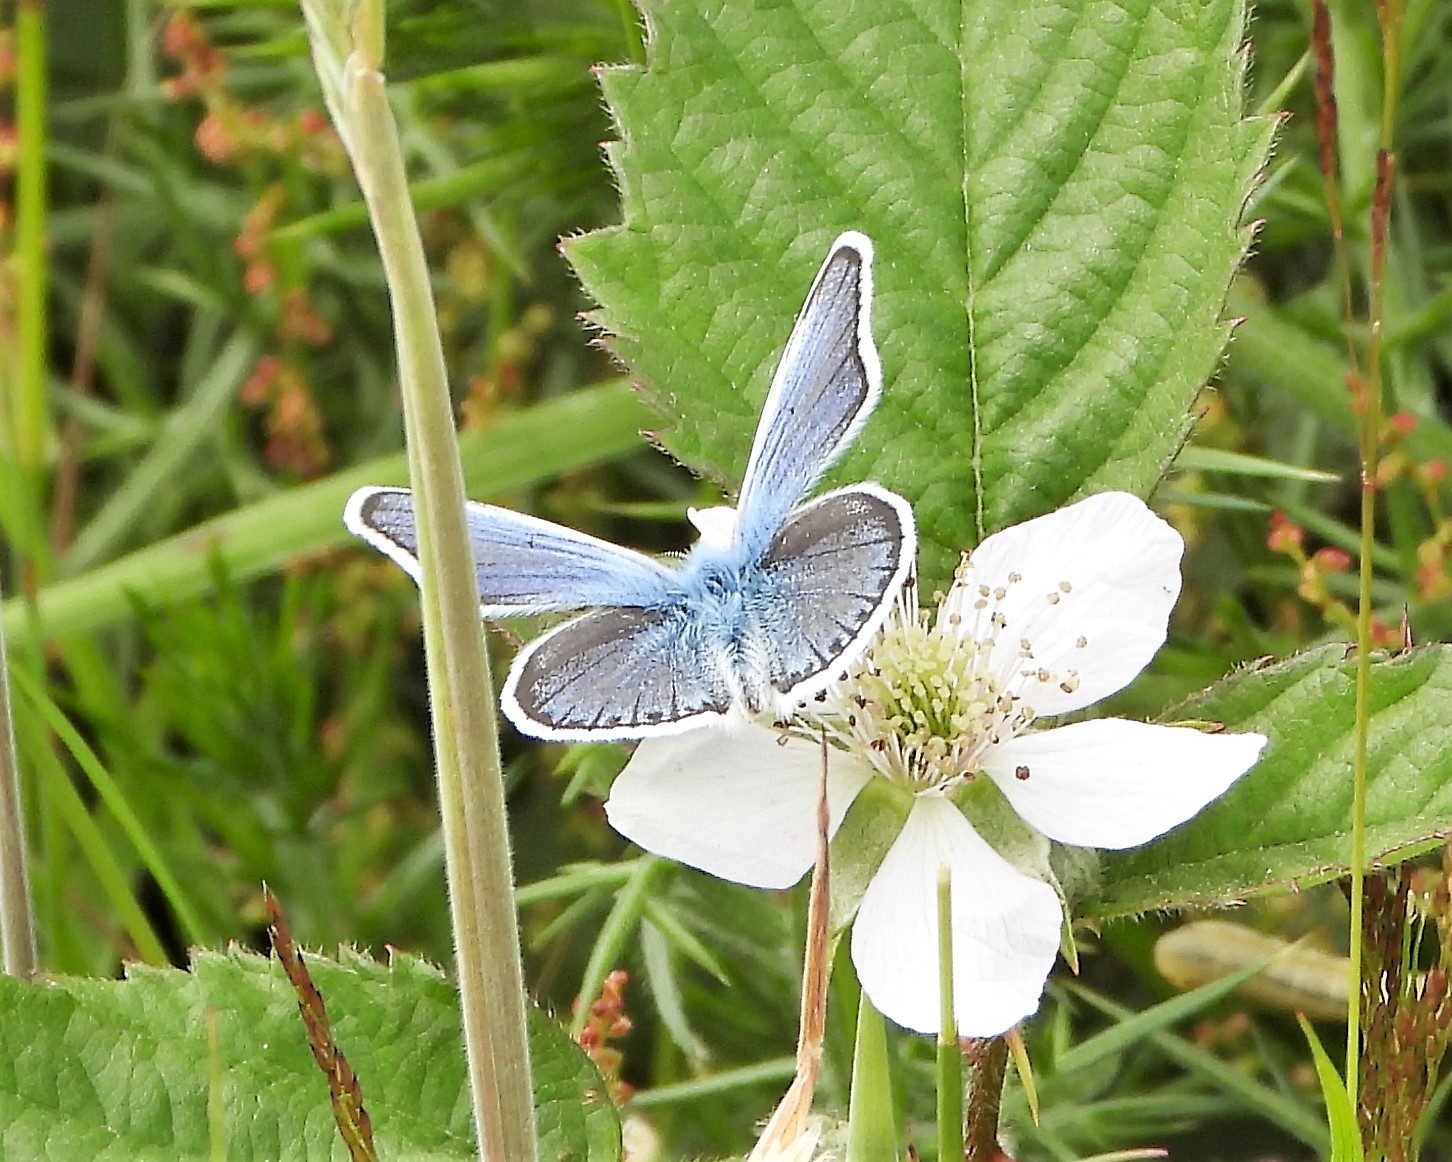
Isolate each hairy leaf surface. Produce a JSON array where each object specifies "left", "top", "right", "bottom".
[{"left": 567, "top": 0, "right": 1274, "bottom": 582}]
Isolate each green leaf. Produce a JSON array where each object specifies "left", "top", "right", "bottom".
[
  {"left": 0, "top": 948, "right": 620, "bottom": 1161},
  {"left": 566, "top": 0, "right": 1274, "bottom": 583},
  {"left": 1082, "top": 644, "right": 1452, "bottom": 920},
  {"left": 1297, "top": 1016, "right": 1364, "bottom": 1162}
]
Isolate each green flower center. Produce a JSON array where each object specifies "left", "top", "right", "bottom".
[
  {"left": 858, "top": 616, "right": 997, "bottom": 747},
  {"left": 823, "top": 608, "right": 1030, "bottom": 792}
]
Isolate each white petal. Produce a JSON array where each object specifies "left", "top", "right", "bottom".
[
  {"left": 605, "top": 726, "right": 872, "bottom": 890},
  {"left": 851, "top": 797, "right": 1061, "bottom": 1037},
  {"left": 940, "top": 492, "right": 1183, "bottom": 716},
  {"left": 985, "top": 718, "right": 1266, "bottom": 849}
]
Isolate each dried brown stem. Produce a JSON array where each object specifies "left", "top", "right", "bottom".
[
  {"left": 748, "top": 732, "right": 833, "bottom": 1160},
  {"left": 266, "top": 887, "right": 378, "bottom": 1162}
]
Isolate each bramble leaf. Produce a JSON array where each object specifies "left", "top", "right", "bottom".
[
  {"left": 0, "top": 948, "right": 619, "bottom": 1161},
  {"left": 567, "top": 0, "right": 1275, "bottom": 583},
  {"left": 1082, "top": 645, "right": 1452, "bottom": 921}
]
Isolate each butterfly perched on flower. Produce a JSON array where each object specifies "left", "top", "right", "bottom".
[{"left": 345, "top": 232, "right": 915, "bottom": 741}]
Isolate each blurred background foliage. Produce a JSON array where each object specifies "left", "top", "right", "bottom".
[{"left": 1, "top": 0, "right": 1451, "bottom": 1157}]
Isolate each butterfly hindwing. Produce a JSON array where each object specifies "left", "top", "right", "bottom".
[
  {"left": 345, "top": 487, "right": 676, "bottom": 616},
  {"left": 735, "top": 232, "right": 881, "bottom": 557},
  {"left": 748, "top": 484, "right": 916, "bottom": 705},
  {"left": 502, "top": 605, "right": 734, "bottom": 740}
]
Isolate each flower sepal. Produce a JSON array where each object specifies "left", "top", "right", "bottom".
[
  {"left": 827, "top": 775, "right": 914, "bottom": 934},
  {"left": 948, "top": 777, "right": 1053, "bottom": 884}
]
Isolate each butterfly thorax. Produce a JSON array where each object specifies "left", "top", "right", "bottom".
[{"left": 673, "top": 544, "right": 778, "bottom": 712}]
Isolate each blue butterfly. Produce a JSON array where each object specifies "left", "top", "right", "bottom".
[{"left": 344, "top": 232, "right": 916, "bottom": 741}]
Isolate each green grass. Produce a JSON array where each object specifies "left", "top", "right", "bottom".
[{"left": 2, "top": 0, "right": 1451, "bottom": 1158}]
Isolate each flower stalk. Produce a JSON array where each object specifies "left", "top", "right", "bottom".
[
  {"left": 964, "top": 1037, "right": 1010, "bottom": 1161},
  {"left": 300, "top": 1, "right": 537, "bottom": 1157},
  {"left": 936, "top": 866, "right": 965, "bottom": 1161},
  {"left": 1318, "top": 0, "right": 1404, "bottom": 1117},
  {"left": 845, "top": 994, "right": 898, "bottom": 1162}
]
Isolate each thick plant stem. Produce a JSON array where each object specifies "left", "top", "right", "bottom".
[
  {"left": 332, "top": 39, "right": 537, "bottom": 1162},
  {"left": 0, "top": 597, "right": 37, "bottom": 978}
]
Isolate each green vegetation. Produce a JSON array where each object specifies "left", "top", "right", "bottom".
[{"left": 2, "top": 0, "right": 1451, "bottom": 1158}]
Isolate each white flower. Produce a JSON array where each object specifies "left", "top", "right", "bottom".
[{"left": 605, "top": 492, "right": 1267, "bottom": 1037}]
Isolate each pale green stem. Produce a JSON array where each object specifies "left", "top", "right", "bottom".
[
  {"left": 1346, "top": 0, "right": 1404, "bottom": 1112},
  {"left": 1346, "top": 447, "right": 1373, "bottom": 1109},
  {"left": 936, "top": 866, "right": 964, "bottom": 1160},
  {"left": 0, "top": 589, "right": 37, "bottom": 978},
  {"left": 3, "top": 0, "right": 52, "bottom": 982},
  {"left": 332, "top": 31, "right": 537, "bottom": 1162},
  {"left": 845, "top": 994, "right": 898, "bottom": 1162}
]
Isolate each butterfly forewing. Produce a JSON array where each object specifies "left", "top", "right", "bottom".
[
  {"left": 735, "top": 233, "right": 881, "bottom": 557},
  {"left": 503, "top": 606, "right": 734, "bottom": 740},
  {"left": 750, "top": 484, "right": 915, "bottom": 704},
  {"left": 346, "top": 487, "right": 676, "bottom": 615}
]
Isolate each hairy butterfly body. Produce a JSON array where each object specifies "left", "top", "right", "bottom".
[{"left": 346, "top": 232, "right": 915, "bottom": 740}]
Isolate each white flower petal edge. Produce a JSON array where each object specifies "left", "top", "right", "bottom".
[
  {"left": 941, "top": 492, "right": 1184, "bottom": 717},
  {"left": 984, "top": 718, "right": 1268, "bottom": 850},
  {"left": 851, "top": 796, "right": 1062, "bottom": 1037},
  {"left": 605, "top": 728, "right": 872, "bottom": 890}
]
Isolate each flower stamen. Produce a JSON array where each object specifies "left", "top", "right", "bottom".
[{"left": 811, "top": 584, "right": 1035, "bottom": 792}]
